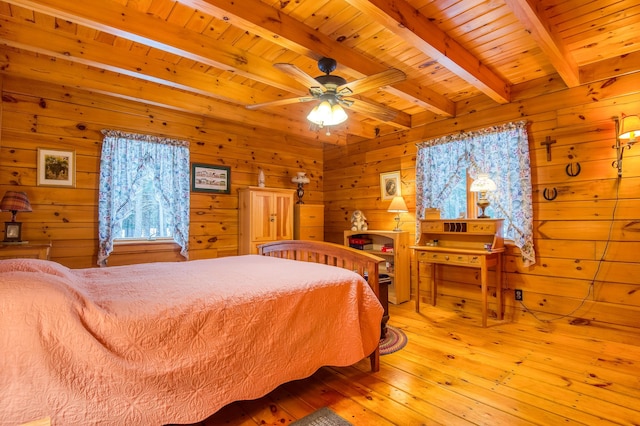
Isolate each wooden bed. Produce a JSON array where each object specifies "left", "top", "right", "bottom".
[{"left": 0, "top": 239, "right": 384, "bottom": 425}]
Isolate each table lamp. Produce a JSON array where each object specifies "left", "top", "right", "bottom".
[
  {"left": 1, "top": 191, "right": 33, "bottom": 242},
  {"left": 291, "top": 172, "right": 311, "bottom": 204},
  {"left": 469, "top": 174, "right": 497, "bottom": 218},
  {"left": 387, "top": 196, "right": 408, "bottom": 231}
]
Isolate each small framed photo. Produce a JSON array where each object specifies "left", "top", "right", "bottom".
[
  {"left": 191, "top": 163, "right": 231, "bottom": 194},
  {"left": 37, "top": 148, "right": 76, "bottom": 187},
  {"left": 380, "top": 171, "right": 401, "bottom": 200}
]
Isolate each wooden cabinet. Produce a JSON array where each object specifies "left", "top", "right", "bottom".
[
  {"left": 238, "top": 187, "right": 294, "bottom": 254},
  {"left": 294, "top": 204, "right": 324, "bottom": 241},
  {"left": 0, "top": 240, "right": 51, "bottom": 260},
  {"left": 412, "top": 219, "right": 504, "bottom": 327},
  {"left": 343, "top": 230, "right": 410, "bottom": 304}
]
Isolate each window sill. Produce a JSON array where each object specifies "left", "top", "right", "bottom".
[
  {"left": 112, "top": 239, "right": 178, "bottom": 252},
  {"left": 109, "top": 239, "right": 182, "bottom": 266},
  {"left": 114, "top": 238, "right": 174, "bottom": 245}
]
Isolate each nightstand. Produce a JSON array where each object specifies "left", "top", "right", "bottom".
[{"left": 0, "top": 240, "right": 52, "bottom": 260}]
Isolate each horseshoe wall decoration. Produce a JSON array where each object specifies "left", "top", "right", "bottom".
[
  {"left": 565, "top": 162, "right": 581, "bottom": 177},
  {"left": 543, "top": 187, "right": 558, "bottom": 201}
]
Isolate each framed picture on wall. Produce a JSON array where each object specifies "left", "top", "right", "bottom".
[
  {"left": 380, "top": 171, "right": 401, "bottom": 200},
  {"left": 37, "top": 148, "right": 76, "bottom": 187},
  {"left": 191, "top": 163, "right": 231, "bottom": 194}
]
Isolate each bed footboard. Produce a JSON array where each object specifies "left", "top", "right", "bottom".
[{"left": 258, "top": 239, "right": 385, "bottom": 372}]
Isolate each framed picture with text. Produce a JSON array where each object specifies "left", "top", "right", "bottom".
[
  {"left": 380, "top": 171, "right": 401, "bottom": 200},
  {"left": 191, "top": 163, "right": 231, "bottom": 194}
]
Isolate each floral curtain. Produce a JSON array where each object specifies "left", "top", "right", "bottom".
[
  {"left": 98, "top": 130, "right": 190, "bottom": 266},
  {"left": 416, "top": 121, "right": 535, "bottom": 266}
]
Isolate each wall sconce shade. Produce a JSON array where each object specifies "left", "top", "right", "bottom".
[
  {"left": 1, "top": 191, "right": 32, "bottom": 242},
  {"left": 613, "top": 114, "right": 640, "bottom": 178},
  {"left": 387, "top": 196, "right": 408, "bottom": 232},
  {"left": 291, "top": 172, "right": 311, "bottom": 204},
  {"left": 470, "top": 174, "right": 497, "bottom": 218},
  {"left": 307, "top": 100, "right": 348, "bottom": 127},
  {"left": 618, "top": 114, "right": 640, "bottom": 141}
]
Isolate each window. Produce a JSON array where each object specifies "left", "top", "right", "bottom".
[
  {"left": 416, "top": 121, "right": 535, "bottom": 266},
  {"left": 98, "top": 130, "right": 190, "bottom": 266},
  {"left": 118, "top": 171, "right": 172, "bottom": 239}
]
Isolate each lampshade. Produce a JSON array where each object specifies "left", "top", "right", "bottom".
[
  {"left": 307, "top": 100, "right": 348, "bottom": 126},
  {"left": 469, "top": 174, "right": 497, "bottom": 193},
  {"left": 291, "top": 172, "right": 311, "bottom": 185},
  {"left": 387, "top": 196, "right": 408, "bottom": 213},
  {"left": 0, "top": 191, "right": 32, "bottom": 221},
  {"left": 618, "top": 114, "right": 640, "bottom": 141}
]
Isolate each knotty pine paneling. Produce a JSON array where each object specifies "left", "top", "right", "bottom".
[
  {"left": 325, "top": 70, "right": 640, "bottom": 330},
  {"left": 0, "top": 75, "right": 324, "bottom": 268}
]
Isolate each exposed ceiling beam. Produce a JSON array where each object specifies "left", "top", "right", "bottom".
[
  {"left": 0, "top": 15, "right": 271, "bottom": 106},
  {"left": 0, "top": 46, "right": 380, "bottom": 142},
  {"left": 176, "top": 0, "right": 456, "bottom": 118},
  {"left": 344, "top": 0, "right": 511, "bottom": 104},
  {"left": 3, "top": 0, "right": 304, "bottom": 92},
  {"left": 503, "top": 0, "right": 580, "bottom": 87}
]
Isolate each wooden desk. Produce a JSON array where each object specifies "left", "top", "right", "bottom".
[
  {"left": 413, "top": 218, "right": 504, "bottom": 327},
  {"left": 413, "top": 246, "right": 504, "bottom": 327},
  {"left": 0, "top": 240, "right": 52, "bottom": 260}
]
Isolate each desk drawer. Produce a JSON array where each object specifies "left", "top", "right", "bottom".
[
  {"left": 468, "top": 222, "right": 497, "bottom": 233},
  {"left": 417, "top": 251, "right": 471, "bottom": 265}
]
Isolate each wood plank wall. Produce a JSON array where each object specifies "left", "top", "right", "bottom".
[
  {"left": 0, "top": 75, "right": 323, "bottom": 268},
  {"left": 324, "top": 71, "right": 640, "bottom": 331}
]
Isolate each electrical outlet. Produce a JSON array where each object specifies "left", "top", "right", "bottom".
[{"left": 515, "top": 289, "right": 523, "bottom": 301}]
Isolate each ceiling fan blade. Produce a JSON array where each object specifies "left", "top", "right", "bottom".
[
  {"left": 274, "top": 63, "right": 326, "bottom": 93},
  {"left": 338, "top": 68, "right": 406, "bottom": 96},
  {"left": 343, "top": 97, "right": 399, "bottom": 122},
  {"left": 246, "top": 96, "right": 315, "bottom": 110}
]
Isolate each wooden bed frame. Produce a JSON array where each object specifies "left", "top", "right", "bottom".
[{"left": 259, "top": 240, "right": 385, "bottom": 372}]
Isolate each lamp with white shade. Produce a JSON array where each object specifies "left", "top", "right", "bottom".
[
  {"left": 1, "top": 191, "right": 33, "bottom": 242},
  {"left": 387, "top": 196, "right": 408, "bottom": 232},
  {"left": 469, "top": 174, "right": 497, "bottom": 218},
  {"left": 291, "top": 172, "right": 311, "bottom": 204},
  {"left": 613, "top": 114, "right": 640, "bottom": 177}
]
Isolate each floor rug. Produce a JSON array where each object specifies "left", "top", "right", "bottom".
[
  {"left": 380, "top": 325, "right": 408, "bottom": 355},
  {"left": 291, "top": 407, "right": 352, "bottom": 426}
]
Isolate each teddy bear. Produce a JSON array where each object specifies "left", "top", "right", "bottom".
[{"left": 350, "top": 210, "right": 368, "bottom": 231}]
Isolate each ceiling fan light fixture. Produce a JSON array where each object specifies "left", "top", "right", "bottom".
[{"left": 306, "top": 100, "right": 347, "bottom": 127}]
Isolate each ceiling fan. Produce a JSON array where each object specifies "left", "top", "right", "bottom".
[{"left": 246, "top": 57, "right": 406, "bottom": 127}]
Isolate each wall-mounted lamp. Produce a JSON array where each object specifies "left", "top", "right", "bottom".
[
  {"left": 291, "top": 172, "right": 311, "bottom": 204},
  {"left": 613, "top": 114, "right": 640, "bottom": 178},
  {"left": 387, "top": 196, "right": 408, "bottom": 232},
  {"left": 1, "top": 191, "right": 32, "bottom": 242},
  {"left": 470, "top": 174, "right": 497, "bottom": 218}
]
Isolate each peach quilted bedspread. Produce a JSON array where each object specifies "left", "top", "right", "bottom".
[{"left": 0, "top": 256, "right": 383, "bottom": 425}]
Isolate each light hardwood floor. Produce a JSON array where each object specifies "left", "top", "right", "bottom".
[{"left": 197, "top": 302, "right": 640, "bottom": 425}]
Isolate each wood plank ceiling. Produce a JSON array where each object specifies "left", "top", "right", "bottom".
[{"left": 0, "top": 0, "right": 639, "bottom": 144}]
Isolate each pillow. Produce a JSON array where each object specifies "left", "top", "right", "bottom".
[{"left": 0, "top": 258, "right": 72, "bottom": 279}]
